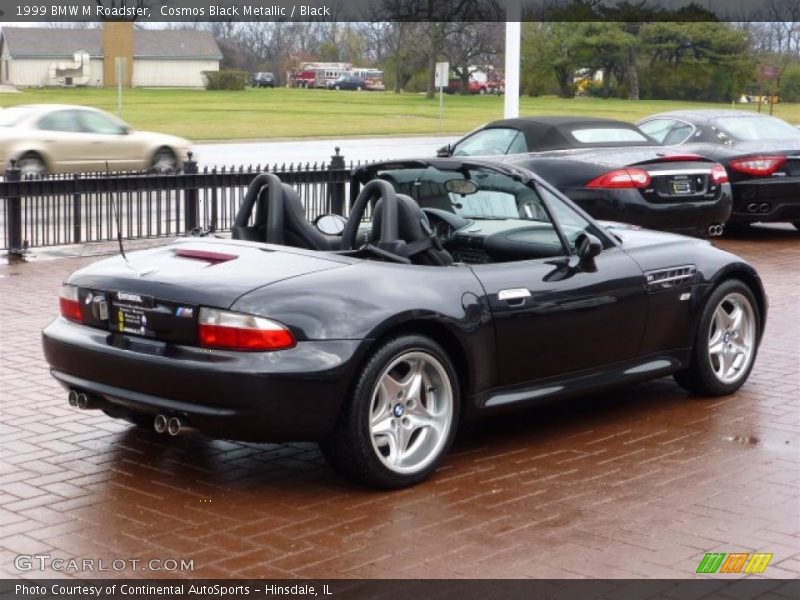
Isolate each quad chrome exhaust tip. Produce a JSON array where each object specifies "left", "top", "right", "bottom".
[
  {"left": 154, "top": 414, "right": 169, "bottom": 434},
  {"left": 153, "top": 414, "right": 192, "bottom": 436},
  {"left": 68, "top": 390, "right": 103, "bottom": 410},
  {"left": 707, "top": 224, "right": 724, "bottom": 237},
  {"left": 167, "top": 417, "right": 184, "bottom": 436}
]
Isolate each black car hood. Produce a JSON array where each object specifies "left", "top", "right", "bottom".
[{"left": 66, "top": 238, "right": 354, "bottom": 309}]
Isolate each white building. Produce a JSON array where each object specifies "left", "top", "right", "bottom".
[{"left": 0, "top": 27, "right": 222, "bottom": 88}]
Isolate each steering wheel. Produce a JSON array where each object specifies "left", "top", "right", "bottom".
[
  {"left": 421, "top": 208, "right": 451, "bottom": 243},
  {"left": 340, "top": 180, "right": 399, "bottom": 250}
]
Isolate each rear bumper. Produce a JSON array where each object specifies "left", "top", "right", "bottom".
[
  {"left": 567, "top": 186, "right": 732, "bottom": 235},
  {"left": 730, "top": 178, "right": 800, "bottom": 224},
  {"left": 42, "top": 317, "right": 366, "bottom": 442}
]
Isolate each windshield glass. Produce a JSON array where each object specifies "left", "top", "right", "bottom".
[
  {"left": 0, "top": 107, "right": 37, "bottom": 127},
  {"left": 452, "top": 128, "right": 527, "bottom": 156},
  {"left": 376, "top": 165, "right": 550, "bottom": 221},
  {"left": 713, "top": 116, "right": 799, "bottom": 141}
]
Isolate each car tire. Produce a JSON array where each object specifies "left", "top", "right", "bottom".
[
  {"left": 320, "top": 334, "right": 460, "bottom": 489},
  {"left": 673, "top": 279, "right": 760, "bottom": 396},
  {"left": 150, "top": 147, "right": 177, "bottom": 173},
  {"left": 17, "top": 152, "right": 47, "bottom": 177}
]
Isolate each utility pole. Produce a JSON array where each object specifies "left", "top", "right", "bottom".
[{"left": 504, "top": 0, "right": 522, "bottom": 118}]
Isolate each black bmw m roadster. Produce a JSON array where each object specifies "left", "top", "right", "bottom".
[{"left": 42, "top": 158, "right": 767, "bottom": 488}]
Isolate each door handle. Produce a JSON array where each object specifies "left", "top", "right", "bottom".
[{"left": 498, "top": 288, "right": 531, "bottom": 306}]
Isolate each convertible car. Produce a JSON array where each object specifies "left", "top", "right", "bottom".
[
  {"left": 637, "top": 110, "right": 800, "bottom": 230},
  {"left": 42, "top": 159, "right": 766, "bottom": 489},
  {"left": 437, "top": 117, "right": 732, "bottom": 237}
]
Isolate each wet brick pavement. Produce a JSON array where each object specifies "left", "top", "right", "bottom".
[{"left": 1, "top": 226, "right": 798, "bottom": 579}]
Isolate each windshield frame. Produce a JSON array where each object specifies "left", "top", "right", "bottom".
[{"left": 354, "top": 158, "right": 618, "bottom": 257}]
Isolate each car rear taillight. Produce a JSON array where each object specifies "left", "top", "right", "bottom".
[
  {"left": 729, "top": 155, "right": 786, "bottom": 176},
  {"left": 198, "top": 307, "right": 295, "bottom": 351},
  {"left": 586, "top": 168, "right": 651, "bottom": 189},
  {"left": 59, "top": 285, "right": 82, "bottom": 322},
  {"left": 711, "top": 164, "right": 729, "bottom": 184}
]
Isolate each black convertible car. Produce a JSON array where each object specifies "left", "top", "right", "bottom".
[
  {"left": 438, "top": 116, "right": 732, "bottom": 237},
  {"left": 42, "top": 159, "right": 766, "bottom": 489},
  {"left": 637, "top": 110, "right": 800, "bottom": 229}
]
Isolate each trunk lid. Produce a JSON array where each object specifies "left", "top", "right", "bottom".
[{"left": 67, "top": 239, "right": 353, "bottom": 344}]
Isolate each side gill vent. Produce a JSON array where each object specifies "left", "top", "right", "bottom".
[{"left": 645, "top": 265, "right": 697, "bottom": 291}]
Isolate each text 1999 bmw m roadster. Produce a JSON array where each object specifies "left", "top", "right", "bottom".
[{"left": 42, "top": 158, "right": 767, "bottom": 488}]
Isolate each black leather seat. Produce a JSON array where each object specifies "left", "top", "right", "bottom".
[
  {"left": 232, "top": 173, "right": 285, "bottom": 244},
  {"left": 232, "top": 175, "right": 340, "bottom": 251},
  {"left": 281, "top": 184, "right": 340, "bottom": 251},
  {"left": 371, "top": 194, "right": 453, "bottom": 266}
]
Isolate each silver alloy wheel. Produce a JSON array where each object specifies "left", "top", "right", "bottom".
[
  {"left": 708, "top": 292, "right": 756, "bottom": 384},
  {"left": 152, "top": 149, "right": 177, "bottom": 173},
  {"left": 369, "top": 351, "right": 454, "bottom": 475},
  {"left": 18, "top": 156, "right": 45, "bottom": 177}
]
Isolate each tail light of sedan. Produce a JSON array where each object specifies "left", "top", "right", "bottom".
[
  {"left": 59, "top": 285, "right": 83, "bottom": 323},
  {"left": 586, "top": 168, "right": 651, "bottom": 189},
  {"left": 729, "top": 155, "right": 786, "bottom": 176},
  {"left": 198, "top": 307, "right": 295, "bottom": 351},
  {"left": 711, "top": 164, "right": 729, "bottom": 184}
]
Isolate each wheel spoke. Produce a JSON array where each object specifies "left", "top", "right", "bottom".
[
  {"left": 406, "top": 414, "right": 436, "bottom": 437},
  {"left": 371, "top": 415, "right": 394, "bottom": 436},
  {"left": 719, "top": 349, "right": 734, "bottom": 378},
  {"left": 394, "top": 421, "right": 411, "bottom": 458},
  {"left": 729, "top": 305, "right": 744, "bottom": 333},
  {"left": 380, "top": 374, "right": 404, "bottom": 404},
  {"left": 715, "top": 305, "right": 733, "bottom": 330},
  {"left": 382, "top": 431, "right": 399, "bottom": 463},
  {"left": 408, "top": 398, "right": 434, "bottom": 422},
  {"left": 370, "top": 389, "right": 391, "bottom": 426},
  {"left": 401, "top": 359, "right": 423, "bottom": 401}
]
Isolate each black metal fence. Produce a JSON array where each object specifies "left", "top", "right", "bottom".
[{"left": 1, "top": 148, "right": 360, "bottom": 254}]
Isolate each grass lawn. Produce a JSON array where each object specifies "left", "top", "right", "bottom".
[{"left": 1, "top": 87, "right": 797, "bottom": 141}]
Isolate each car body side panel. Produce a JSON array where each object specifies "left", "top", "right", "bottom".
[
  {"left": 232, "top": 260, "right": 496, "bottom": 393},
  {"left": 613, "top": 226, "right": 767, "bottom": 352},
  {"left": 470, "top": 248, "right": 649, "bottom": 387}
]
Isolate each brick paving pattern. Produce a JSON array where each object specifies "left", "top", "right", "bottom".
[{"left": 1, "top": 226, "right": 798, "bottom": 579}]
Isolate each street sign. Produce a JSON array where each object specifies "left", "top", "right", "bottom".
[
  {"left": 435, "top": 62, "right": 449, "bottom": 89},
  {"left": 761, "top": 65, "right": 779, "bottom": 80}
]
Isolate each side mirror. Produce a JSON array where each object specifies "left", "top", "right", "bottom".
[
  {"left": 575, "top": 233, "right": 602, "bottom": 261},
  {"left": 436, "top": 144, "right": 453, "bottom": 158},
  {"left": 314, "top": 214, "right": 347, "bottom": 236}
]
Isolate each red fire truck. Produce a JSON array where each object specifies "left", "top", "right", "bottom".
[
  {"left": 288, "top": 62, "right": 351, "bottom": 88},
  {"left": 288, "top": 63, "right": 385, "bottom": 90}
]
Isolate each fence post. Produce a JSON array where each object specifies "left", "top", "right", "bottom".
[
  {"left": 183, "top": 152, "right": 199, "bottom": 232},
  {"left": 72, "top": 174, "right": 81, "bottom": 244},
  {"left": 328, "top": 146, "right": 346, "bottom": 215},
  {"left": 5, "top": 160, "right": 23, "bottom": 256}
]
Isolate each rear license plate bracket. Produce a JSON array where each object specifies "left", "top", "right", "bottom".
[
  {"left": 111, "top": 292, "right": 156, "bottom": 337},
  {"left": 670, "top": 177, "right": 693, "bottom": 195}
]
